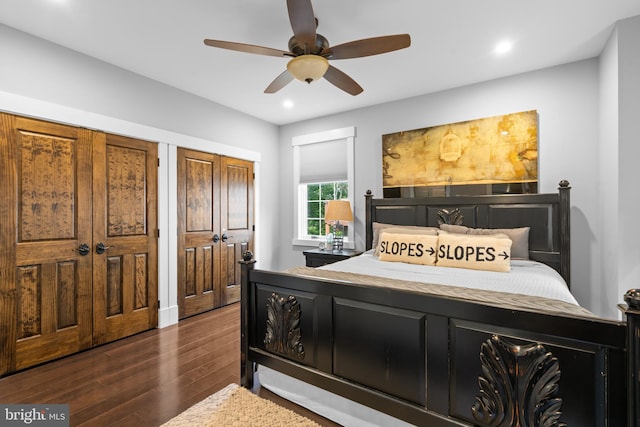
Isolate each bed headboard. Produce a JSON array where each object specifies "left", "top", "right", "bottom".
[{"left": 365, "top": 180, "right": 571, "bottom": 287}]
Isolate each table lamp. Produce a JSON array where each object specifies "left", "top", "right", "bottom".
[{"left": 324, "top": 200, "right": 353, "bottom": 252}]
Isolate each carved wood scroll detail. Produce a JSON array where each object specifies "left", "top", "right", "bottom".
[
  {"left": 472, "top": 335, "right": 566, "bottom": 427},
  {"left": 264, "top": 293, "right": 305, "bottom": 360},
  {"left": 437, "top": 208, "right": 464, "bottom": 225}
]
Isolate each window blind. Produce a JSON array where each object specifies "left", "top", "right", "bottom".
[{"left": 298, "top": 139, "right": 348, "bottom": 183}]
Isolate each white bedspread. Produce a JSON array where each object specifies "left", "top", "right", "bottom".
[{"left": 320, "top": 250, "right": 578, "bottom": 305}]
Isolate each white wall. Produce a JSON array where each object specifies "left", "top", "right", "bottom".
[
  {"left": 598, "top": 25, "right": 620, "bottom": 317},
  {"left": 612, "top": 15, "right": 640, "bottom": 313},
  {"left": 0, "top": 24, "right": 281, "bottom": 327},
  {"left": 596, "top": 15, "right": 640, "bottom": 319},
  {"left": 279, "top": 59, "right": 614, "bottom": 316}
]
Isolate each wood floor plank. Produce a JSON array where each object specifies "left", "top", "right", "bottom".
[{"left": 0, "top": 303, "right": 340, "bottom": 426}]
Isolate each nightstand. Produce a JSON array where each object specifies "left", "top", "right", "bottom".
[{"left": 303, "top": 248, "right": 363, "bottom": 267}]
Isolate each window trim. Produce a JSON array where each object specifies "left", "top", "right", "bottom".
[{"left": 292, "top": 127, "right": 355, "bottom": 248}]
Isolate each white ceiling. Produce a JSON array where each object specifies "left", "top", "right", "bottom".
[{"left": 1, "top": 0, "right": 639, "bottom": 125}]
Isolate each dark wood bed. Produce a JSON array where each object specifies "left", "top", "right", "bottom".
[{"left": 241, "top": 181, "right": 640, "bottom": 426}]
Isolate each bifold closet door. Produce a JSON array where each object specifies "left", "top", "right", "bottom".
[
  {"left": 92, "top": 133, "right": 158, "bottom": 345},
  {"left": 220, "top": 156, "right": 254, "bottom": 306},
  {"left": 0, "top": 114, "right": 94, "bottom": 374},
  {"left": 177, "top": 148, "right": 222, "bottom": 318}
]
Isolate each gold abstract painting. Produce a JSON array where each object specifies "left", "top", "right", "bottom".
[{"left": 382, "top": 110, "right": 538, "bottom": 189}]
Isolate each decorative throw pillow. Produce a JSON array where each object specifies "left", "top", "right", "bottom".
[
  {"left": 439, "top": 224, "right": 530, "bottom": 260},
  {"left": 436, "top": 232, "right": 512, "bottom": 272},
  {"left": 372, "top": 222, "right": 438, "bottom": 254},
  {"left": 378, "top": 232, "right": 438, "bottom": 266},
  {"left": 373, "top": 226, "right": 439, "bottom": 256}
]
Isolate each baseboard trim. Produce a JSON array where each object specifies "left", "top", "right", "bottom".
[{"left": 159, "top": 305, "right": 179, "bottom": 328}]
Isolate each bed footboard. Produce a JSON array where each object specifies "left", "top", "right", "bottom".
[{"left": 241, "top": 261, "right": 640, "bottom": 427}]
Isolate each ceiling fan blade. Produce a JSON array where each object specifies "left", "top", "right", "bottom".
[
  {"left": 204, "top": 39, "right": 290, "bottom": 58},
  {"left": 264, "top": 70, "right": 294, "bottom": 94},
  {"left": 323, "top": 65, "right": 363, "bottom": 96},
  {"left": 287, "top": 0, "right": 317, "bottom": 52},
  {"left": 327, "top": 34, "right": 411, "bottom": 59}
]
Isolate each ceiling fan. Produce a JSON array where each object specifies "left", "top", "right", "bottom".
[{"left": 203, "top": 0, "right": 411, "bottom": 96}]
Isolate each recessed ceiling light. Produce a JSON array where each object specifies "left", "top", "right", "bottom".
[
  {"left": 283, "top": 100, "right": 294, "bottom": 109},
  {"left": 495, "top": 41, "right": 512, "bottom": 55}
]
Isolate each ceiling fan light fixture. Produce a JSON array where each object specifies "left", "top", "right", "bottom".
[{"left": 287, "top": 55, "right": 329, "bottom": 84}]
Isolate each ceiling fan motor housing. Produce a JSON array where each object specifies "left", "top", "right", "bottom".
[{"left": 288, "top": 33, "right": 329, "bottom": 56}]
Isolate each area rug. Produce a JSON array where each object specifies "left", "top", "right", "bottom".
[{"left": 161, "top": 383, "right": 321, "bottom": 427}]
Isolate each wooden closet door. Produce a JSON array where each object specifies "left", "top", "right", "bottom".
[
  {"left": 177, "top": 148, "right": 221, "bottom": 318},
  {"left": 0, "top": 115, "right": 94, "bottom": 374},
  {"left": 220, "top": 156, "right": 254, "bottom": 306},
  {"left": 92, "top": 133, "right": 158, "bottom": 345}
]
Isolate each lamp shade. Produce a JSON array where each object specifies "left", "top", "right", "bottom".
[
  {"left": 287, "top": 55, "right": 329, "bottom": 83},
  {"left": 324, "top": 200, "right": 353, "bottom": 222}
]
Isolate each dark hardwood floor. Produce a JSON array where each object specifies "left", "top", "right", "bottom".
[{"left": 0, "top": 303, "right": 340, "bottom": 426}]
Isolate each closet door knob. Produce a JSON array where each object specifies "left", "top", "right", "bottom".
[
  {"left": 78, "top": 243, "right": 90, "bottom": 256},
  {"left": 213, "top": 234, "right": 220, "bottom": 243},
  {"left": 221, "top": 233, "right": 228, "bottom": 242},
  {"left": 96, "top": 242, "right": 110, "bottom": 254}
]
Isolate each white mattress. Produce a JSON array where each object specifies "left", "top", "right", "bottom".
[
  {"left": 260, "top": 252, "right": 578, "bottom": 425},
  {"left": 320, "top": 250, "right": 578, "bottom": 305}
]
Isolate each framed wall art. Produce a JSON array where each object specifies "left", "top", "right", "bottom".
[{"left": 382, "top": 110, "right": 538, "bottom": 197}]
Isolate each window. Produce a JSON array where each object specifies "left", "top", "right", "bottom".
[
  {"left": 304, "top": 181, "right": 349, "bottom": 238},
  {"left": 292, "top": 127, "right": 355, "bottom": 247}
]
